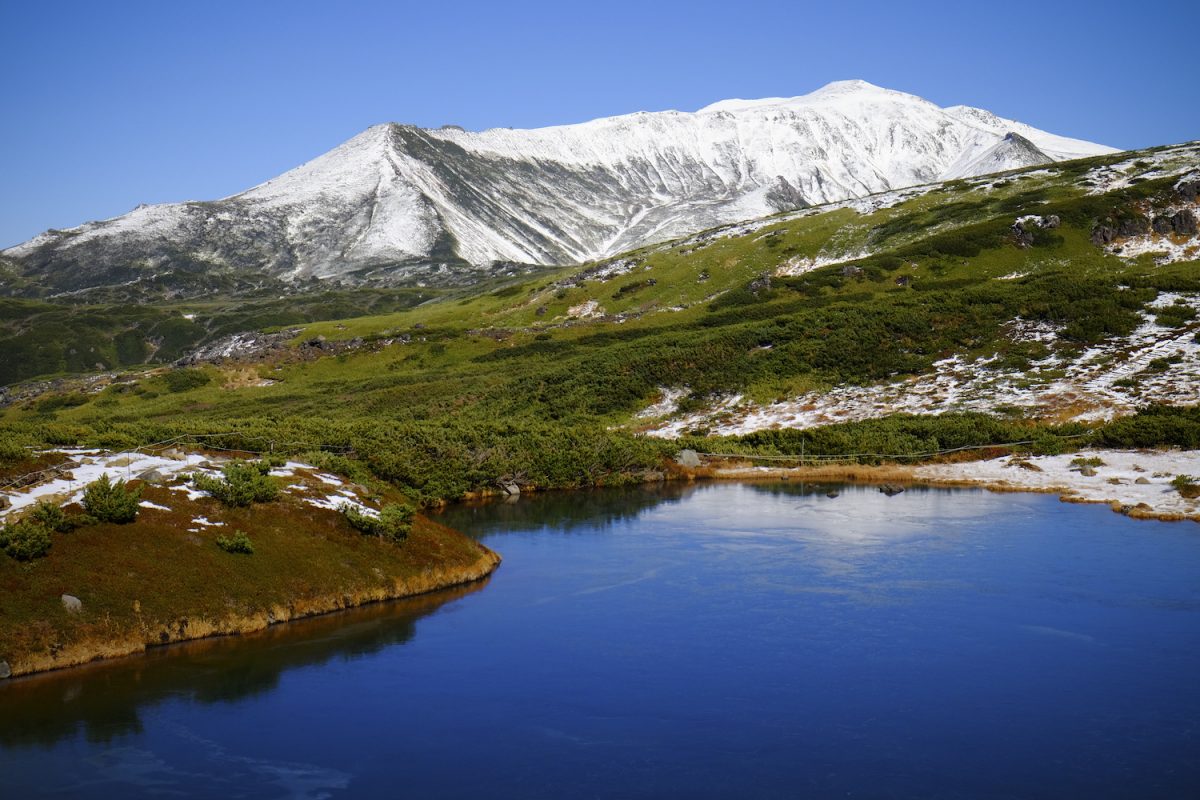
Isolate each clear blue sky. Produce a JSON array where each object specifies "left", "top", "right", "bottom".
[{"left": 2, "top": 0, "right": 1196, "bottom": 248}]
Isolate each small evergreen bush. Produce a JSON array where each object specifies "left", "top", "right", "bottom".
[
  {"left": 1170, "top": 474, "right": 1200, "bottom": 499},
  {"left": 0, "top": 518, "right": 52, "bottom": 560},
  {"left": 192, "top": 461, "right": 279, "bottom": 507},
  {"left": 340, "top": 503, "right": 414, "bottom": 544},
  {"left": 216, "top": 530, "right": 255, "bottom": 554},
  {"left": 30, "top": 500, "right": 84, "bottom": 533},
  {"left": 82, "top": 474, "right": 141, "bottom": 523}
]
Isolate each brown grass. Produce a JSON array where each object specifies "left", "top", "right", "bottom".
[{"left": 0, "top": 482, "right": 499, "bottom": 678}]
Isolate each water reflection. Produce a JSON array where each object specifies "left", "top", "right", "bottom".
[
  {"left": 436, "top": 481, "right": 699, "bottom": 538},
  {"left": 0, "top": 579, "right": 488, "bottom": 750}
]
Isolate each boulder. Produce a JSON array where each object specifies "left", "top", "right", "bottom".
[
  {"left": 136, "top": 468, "right": 169, "bottom": 485},
  {"left": 1152, "top": 215, "right": 1175, "bottom": 235},
  {"left": 1172, "top": 208, "right": 1198, "bottom": 236},
  {"left": 1079, "top": 466, "right": 1098, "bottom": 477},
  {"left": 1116, "top": 215, "right": 1151, "bottom": 237},
  {"left": 1176, "top": 175, "right": 1200, "bottom": 203},
  {"left": 1135, "top": 477, "right": 1151, "bottom": 485},
  {"left": 499, "top": 481, "right": 521, "bottom": 497},
  {"left": 1011, "top": 221, "right": 1035, "bottom": 248},
  {"left": 1042, "top": 215, "right": 1061, "bottom": 229},
  {"left": 878, "top": 484, "right": 905, "bottom": 497},
  {"left": 0, "top": 660, "right": 9, "bottom": 679},
  {"left": 61, "top": 594, "right": 82, "bottom": 614},
  {"left": 675, "top": 449, "right": 702, "bottom": 468},
  {"left": 1090, "top": 225, "right": 1117, "bottom": 245}
]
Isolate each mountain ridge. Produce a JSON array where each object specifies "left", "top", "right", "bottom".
[{"left": 3, "top": 80, "right": 1116, "bottom": 299}]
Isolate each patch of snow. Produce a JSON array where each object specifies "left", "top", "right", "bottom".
[
  {"left": 646, "top": 298, "right": 1200, "bottom": 437},
  {"left": 775, "top": 249, "right": 873, "bottom": 277},
  {"left": 138, "top": 500, "right": 171, "bottom": 512},
  {"left": 568, "top": 300, "right": 605, "bottom": 318},
  {"left": 636, "top": 387, "right": 688, "bottom": 419},
  {"left": 192, "top": 516, "right": 225, "bottom": 527},
  {"left": 917, "top": 449, "right": 1200, "bottom": 519}
]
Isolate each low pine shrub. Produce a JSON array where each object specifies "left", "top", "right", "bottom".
[
  {"left": 0, "top": 518, "right": 52, "bottom": 560},
  {"left": 82, "top": 474, "right": 141, "bottom": 523},
  {"left": 340, "top": 503, "right": 414, "bottom": 544},
  {"left": 30, "top": 500, "right": 85, "bottom": 533},
  {"left": 192, "top": 461, "right": 279, "bottom": 507},
  {"left": 215, "top": 530, "right": 255, "bottom": 554},
  {"left": 1171, "top": 474, "right": 1200, "bottom": 499}
]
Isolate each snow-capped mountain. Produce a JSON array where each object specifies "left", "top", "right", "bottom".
[{"left": 4, "top": 80, "right": 1115, "bottom": 296}]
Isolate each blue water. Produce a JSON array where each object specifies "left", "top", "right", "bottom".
[{"left": 2, "top": 482, "right": 1199, "bottom": 798}]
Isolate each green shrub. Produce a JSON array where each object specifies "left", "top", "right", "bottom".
[
  {"left": 215, "top": 530, "right": 255, "bottom": 554},
  {"left": 81, "top": 474, "right": 141, "bottom": 523},
  {"left": 340, "top": 502, "right": 414, "bottom": 544},
  {"left": 0, "top": 518, "right": 52, "bottom": 560},
  {"left": 1154, "top": 303, "right": 1197, "bottom": 328},
  {"left": 161, "top": 368, "right": 211, "bottom": 393},
  {"left": 1170, "top": 474, "right": 1200, "bottom": 499},
  {"left": 30, "top": 501, "right": 84, "bottom": 533},
  {"left": 191, "top": 461, "right": 279, "bottom": 507},
  {"left": 1070, "top": 456, "right": 1106, "bottom": 469}
]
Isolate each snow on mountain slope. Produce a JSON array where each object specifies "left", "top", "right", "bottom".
[{"left": 4, "top": 80, "right": 1116, "bottom": 295}]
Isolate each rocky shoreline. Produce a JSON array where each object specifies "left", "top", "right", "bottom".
[{"left": 708, "top": 448, "right": 1200, "bottom": 522}]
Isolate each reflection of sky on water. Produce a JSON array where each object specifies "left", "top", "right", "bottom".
[{"left": 3, "top": 482, "right": 1199, "bottom": 799}]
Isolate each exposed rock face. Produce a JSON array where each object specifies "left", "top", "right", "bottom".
[
  {"left": 1091, "top": 224, "right": 1117, "bottom": 245},
  {"left": 1117, "top": 215, "right": 1152, "bottom": 237},
  {"left": 1177, "top": 174, "right": 1200, "bottom": 203},
  {"left": 1172, "top": 208, "right": 1198, "bottom": 236},
  {"left": 3, "top": 81, "right": 1113, "bottom": 299}
]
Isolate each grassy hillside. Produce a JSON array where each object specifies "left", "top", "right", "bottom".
[{"left": 2, "top": 141, "right": 1198, "bottom": 502}]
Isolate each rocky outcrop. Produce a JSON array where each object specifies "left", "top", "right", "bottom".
[{"left": 1172, "top": 208, "right": 1198, "bottom": 236}]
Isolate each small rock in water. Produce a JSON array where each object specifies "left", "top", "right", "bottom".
[
  {"left": 878, "top": 484, "right": 905, "bottom": 497},
  {"left": 61, "top": 594, "right": 82, "bottom": 614},
  {"left": 0, "top": 660, "right": 10, "bottom": 679},
  {"left": 825, "top": 491, "right": 840, "bottom": 499}
]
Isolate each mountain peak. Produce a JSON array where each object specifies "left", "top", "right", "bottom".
[{"left": 4, "top": 84, "right": 1117, "bottom": 296}]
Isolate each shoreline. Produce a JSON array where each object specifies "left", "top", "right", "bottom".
[
  {"left": 705, "top": 448, "right": 1200, "bottom": 523},
  {"left": 2, "top": 546, "right": 500, "bottom": 680}
]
